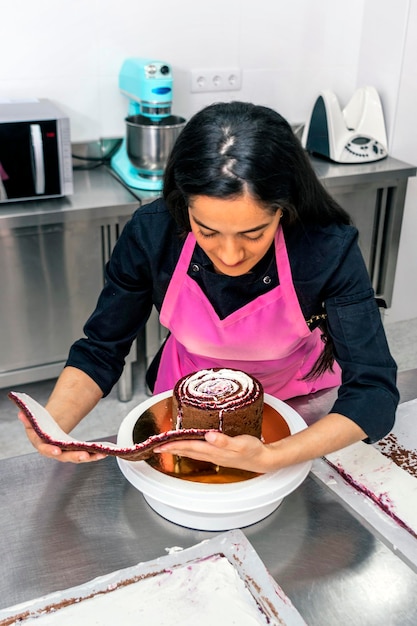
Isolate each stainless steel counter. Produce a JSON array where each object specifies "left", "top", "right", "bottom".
[
  {"left": 1, "top": 370, "right": 416, "bottom": 625},
  {"left": 0, "top": 168, "right": 142, "bottom": 391},
  {"left": 311, "top": 155, "right": 416, "bottom": 309},
  {"left": 310, "top": 154, "right": 416, "bottom": 188},
  {"left": 0, "top": 167, "right": 141, "bottom": 228}
]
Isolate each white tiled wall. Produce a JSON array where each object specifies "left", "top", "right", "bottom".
[{"left": 1, "top": 0, "right": 416, "bottom": 322}]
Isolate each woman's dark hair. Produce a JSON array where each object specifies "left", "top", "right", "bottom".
[
  {"left": 163, "top": 101, "right": 351, "bottom": 378},
  {"left": 163, "top": 101, "right": 351, "bottom": 231}
]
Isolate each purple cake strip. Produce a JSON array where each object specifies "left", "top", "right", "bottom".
[{"left": 8, "top": 391, "right": 212, "bottom": 461}]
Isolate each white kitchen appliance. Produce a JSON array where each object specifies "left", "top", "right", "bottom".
[
  {"left": 117, "top": 391, "right": 311, "bottom": 531},
  {"left": 301, "top": 86, "right": 388, "bottom": 163},
  {"left": 111, "top": 58, "right": 186, "bottom": 191}
]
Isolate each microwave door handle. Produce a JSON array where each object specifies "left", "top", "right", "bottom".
[{"left": 30, "top": 124, "right": 45, "bottom": 194}]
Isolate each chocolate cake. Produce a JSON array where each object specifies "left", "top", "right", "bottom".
[{"left": 172, "top": 368, "right": 263, "bottom": 438}]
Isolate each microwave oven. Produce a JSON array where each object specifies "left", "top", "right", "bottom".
[{"left": 0, "top": 98, "right": 73, "bottom": 203}]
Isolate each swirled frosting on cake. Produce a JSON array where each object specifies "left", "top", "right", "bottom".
[{"left": 172, "top": 369, "right": 263, "bottom": 438}]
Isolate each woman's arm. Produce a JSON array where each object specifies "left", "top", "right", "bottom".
[
  {"left": 153, "top": 412, "right": 367, "bottom": 473},
  {"left": 291, "top": 223, "right": 398, "bottom": 442},
  {"left": 323, "top": 247, "right": 398, "bottom": 442},
  {"left": 17, "top": 201, "right": 183, "bottom": 463}
]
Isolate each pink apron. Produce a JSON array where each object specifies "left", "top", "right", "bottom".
[{"left": 154, "top": 225, "right": 341, "bottom": 399}]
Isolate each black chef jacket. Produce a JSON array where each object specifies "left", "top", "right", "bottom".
[{"left": 67, "top": 198, "right": 399, "bottom": 443}]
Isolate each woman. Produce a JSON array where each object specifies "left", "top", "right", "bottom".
[{"left": 19, "top": 102, "right": 399, "bottom": 472}]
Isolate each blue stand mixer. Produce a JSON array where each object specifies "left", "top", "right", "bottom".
[{"left": 111, "top": 58, "right": 186, "bottom": 191}]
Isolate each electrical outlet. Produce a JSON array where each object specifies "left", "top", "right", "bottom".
[{"left": 191, "top": 68, "right": 242, "bottom": 93}]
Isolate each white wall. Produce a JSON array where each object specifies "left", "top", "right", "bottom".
[
  {"left": 356, "top": 0, "right": 417, "bottom": 324},
  {"left": 0, "top": 0, "right": 364, "bottom": 138},
  {"left": 390, "top": 2, "right": 417, "bottom": 322},
  {"left": 1, "top": 0, "right": 416, "bottom": 321}
]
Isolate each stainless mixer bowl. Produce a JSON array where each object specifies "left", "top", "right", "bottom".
[{"left": 125, "top": 114, "right": 186, "bottom": 179}]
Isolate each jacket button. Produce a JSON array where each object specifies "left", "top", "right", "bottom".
[
  {"left": 191, "top": 264, "right": 200, "bottom": 272},
  {"left": 263, "top": 275, "right": 272, "bottom": 285}
]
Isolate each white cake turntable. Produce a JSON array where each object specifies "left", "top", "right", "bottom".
[{"left": 117, "top": 391, "right": 312, "bottom": 530}]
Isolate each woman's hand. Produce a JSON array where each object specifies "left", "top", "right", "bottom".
[
  {"left": 17, "top": 411, "right": 106, "bottom": 463},
  {"left": 154, "top": 431, "right": 280, "bottom": 474},
  {"left": 154, "top": 413, "right": 367, "bottom": 473},
  {"left": 16, "top": 366, "right": 105, "bottom": 463}
]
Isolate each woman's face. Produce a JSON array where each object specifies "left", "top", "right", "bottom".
[{"left": 188, "top": 193, "right": 282, "bottom": 276}]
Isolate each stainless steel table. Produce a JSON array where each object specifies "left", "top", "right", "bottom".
[
  {"left": 0, "top": 167, "right": 155, "bottom": 401},
  {"left": 1, "top": 370, "right": 417, "bottom": 625},
  {"left": 0, "top": 168, "right": 141, "bottom": 394}
]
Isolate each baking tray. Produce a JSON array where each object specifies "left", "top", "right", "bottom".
[
  {"left": 312, "top": 398, "right": 417, "bottom": 573},
  {"left": 0, "top": 529, "right": 306, "bottom": 626}
]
